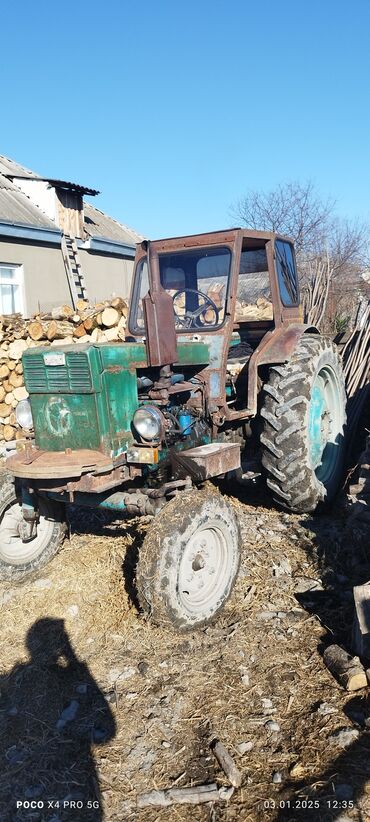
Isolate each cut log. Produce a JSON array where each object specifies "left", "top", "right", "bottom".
[
  {"left": 51, "top": 336, "right": 74, "bottom": 347},
  {"left": 0, "top": 402, "right": 9, "bottom": 418},
  {"left": 0, "top": 386, "right": 5, "bottom": 403},
  {"left": 210, "top": 738, "right": 242, "bottom": 787},
  {"left": 7, "top": 360, "right": 16, "bottom": 371},
  {"left": 76, "top": 299, "right": 90, "bottom": 312},
  {"left": 101, "top": 307, "right": 120, "bottom": 328},
  {"left": 110, "top": 297, "right": 128, "bottom": 312},
  {"left": 101, "top": 327, "right": 119, "bottom": 342},
  {"left": 27, "top": 321, "right": 49, "bottom": 341},
  {"left": 323, "top": 644, "right": 367, "bottom": 691},
  {"left": 0, "top": 364, "right": 10, "bottom": 379},
  {"left": 3, "top": 424, "right": 15, "bottom": 441},
  {"left": 5, "top": 392, "right": 15, "bottom": 405},
  {"left": 13, "top": 386, "right": 28, "bottom": 402},
  {"left": 90, "top": 327, "right": 103, "bottom": 343},
  {"left": 9, "top": 371, "right": 24, "bottom": 389},
  {"left": 75, "top": 335, "right": 91, "bottom": 344},
  {"left": 73, "top": 322, "right": 87, "bottom": 338},
  {"left": 83, "top": 314, "right": 99, "bottom": 332},
  {"left": 51, "top": 304, "right": 74, "bottom": 320},
  {"left": 15, "top": 362, "right": 23, "bottom": 375},
  {"left": 137, "top": 784, "right": 220, "bottom": 808},
  {"left": 8, "top": 339, "right": 28, "bottom": 359},
  {"left": 47, "top": 320, "right": 74, "bottom": 341}
]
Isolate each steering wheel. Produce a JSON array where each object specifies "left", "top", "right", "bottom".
[{"left": 172, "top": 288, "right": 220, "bottom": 328}]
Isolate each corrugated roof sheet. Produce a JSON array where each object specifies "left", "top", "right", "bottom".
[
  {"left": 9, "top": 175, "right": 99, "bottom": 196},
  {"left": 0, "top": 156, "right": 143, "bottom": 245},
  {"left": 84, "top": 203, "right": 143, "bottom": 246},
  {"left": 0, "top": 155, "right": 38, "bottom": 179},
  {"left": 0, "top": 174, "right": 57, "bottom": 229}
]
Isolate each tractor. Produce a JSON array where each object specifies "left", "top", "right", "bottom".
[{"left": 1, "top": 229, "right": 346, "bottom": 630}]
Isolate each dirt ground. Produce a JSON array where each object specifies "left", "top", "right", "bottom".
[{"left": 1, "top": 476, "right": 370, "bottom": 822}]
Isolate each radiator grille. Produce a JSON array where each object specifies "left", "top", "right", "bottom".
[{"left": 24, "top": 352, "right": 93, "bottom": 393}]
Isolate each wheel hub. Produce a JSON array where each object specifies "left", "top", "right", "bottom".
[
  {"left": 0, "top": 500, "right": 50, "bottom": 566},
  {"left": 308, "top": 364, "right": 343, "bottom": 483},
  {"left": 178, "top": 521, "right": 230, "bottom": 615}
]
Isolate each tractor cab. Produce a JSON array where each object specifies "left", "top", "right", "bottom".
[{"left": 128, "top": 229, "right": 302, "bottom": 418}]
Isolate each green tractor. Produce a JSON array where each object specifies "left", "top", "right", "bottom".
[{"left": 1, "top": 229, "right": 346, "bottom": 630}]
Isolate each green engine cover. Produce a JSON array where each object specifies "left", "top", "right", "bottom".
[
  {"left": 23, "top": 343, "right": 144, "bottom": 457},
  {"left": 22, "top": 340, "right": 210, "bottom": 457}
]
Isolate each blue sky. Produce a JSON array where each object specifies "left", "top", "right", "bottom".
[{"left": 2, "top": 0, "right": 370, "bottom": 238}]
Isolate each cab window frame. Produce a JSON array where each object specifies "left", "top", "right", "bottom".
[
  {"left": 129, "top": 245, "right": 233, "bottom": 335},
  {"left": 275, "top": 239, "right": 300, "bottom": 308}
]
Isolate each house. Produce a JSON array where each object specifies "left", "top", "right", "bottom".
[{"left": 0, "top": 155, "right": 143, "bottom": 316}]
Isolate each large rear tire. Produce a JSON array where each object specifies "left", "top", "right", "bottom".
[
  {"left": 0, "top": 475, "right": 66, "bottom": 582},
  {"left": 260, "top": 335, "right": 346, "bottom": 513},
  {"left": 136, "top": 488, "right": 241, "bottom": 631}
]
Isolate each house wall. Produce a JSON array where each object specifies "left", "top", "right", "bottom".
[
  {"left": 79, "top": 250, "right": 134, "bottom": 302},
  {"left": 0, "top": 238, "right": 135, "bottom": 317},
  {"left": 0, "top": 238, "right": 69, "bottom": 316}
]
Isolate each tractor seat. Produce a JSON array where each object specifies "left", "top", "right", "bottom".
[{"left": 227, "top": 340, "right": 253, "bottom": 365}]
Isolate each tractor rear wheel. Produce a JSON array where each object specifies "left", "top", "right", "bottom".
[
  {"left": 0, "top": 474, "right": 66, "bottom": 582},
  {"left": 136, "top": 488, "right": 241, "bottom": 631},
  {"left": 260, "top": 335, "right": 346, "bottom": 513}
]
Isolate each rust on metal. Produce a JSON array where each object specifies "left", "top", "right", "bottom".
[
  {"left": 172, "top": 442, "right": 241, "bottom": 482},
  {"left": 7, "top": 448, "right": 114, "bottom": 480},
  {"left": 143, "top": 241, "right": 178, "bottom": 367}
]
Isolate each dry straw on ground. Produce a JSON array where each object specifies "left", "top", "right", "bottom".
[{"left": 1, "top": 481, "right": 370, "bottom": 821}]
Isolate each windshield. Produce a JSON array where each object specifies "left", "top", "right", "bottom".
[{"left": 130, "top": 246, "right": 232, "bottom": 333}]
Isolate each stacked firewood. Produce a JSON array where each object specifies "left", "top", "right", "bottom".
[
  {"left": 0, "top": 298, "right": 128, "bottom": 444},
  {"left": 234, "top": 296, "right": 273, "bottom": 321}
]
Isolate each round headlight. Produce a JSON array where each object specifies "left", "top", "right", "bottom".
[
  {"left": 15, "top": 398, "right": 33, "bottom": 430},
  {"left": 133, "top": 406, "right": 163, "bottom": 441}
]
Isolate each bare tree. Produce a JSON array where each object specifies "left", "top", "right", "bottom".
[
  {"left": 231, "top": 182, "right": 369, "bottom": 330},
  {"left": 231, "top": 181, "right": 333, "bottom": 254}
]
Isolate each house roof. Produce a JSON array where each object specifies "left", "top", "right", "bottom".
[
  {"left": 8, "top": 175, "right": 100, "bottom": 197},
  {"left": 0, "top": 156, "right": 37, "bottom": 178},
  {"left": 84, "top": 203, "right": 143, "bottom": 246},
  {"left": 0, "top": 173, "right": 58, "bottom": 230},
  {"left": 0, "top": 155, "right": 142, "bottom": 246}
]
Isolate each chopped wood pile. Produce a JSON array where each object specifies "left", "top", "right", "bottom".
[
  {"left": 0, "top": 298, "right": 128, "bottom": 444},
  {"left": 235, "top": 296, "right": 273, "bottom": 321}
]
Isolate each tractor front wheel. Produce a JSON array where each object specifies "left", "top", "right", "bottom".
[
  {"left": 136, "top": 488, "right": 241, "bottom": 631},
  {"left": 261, "top": 335, "right": 346, "bottom": 513},
  {"left": 0, "top": 475, "right": 66, "bottom": 582}
]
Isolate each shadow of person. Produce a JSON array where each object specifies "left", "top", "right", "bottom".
[{"left": 0, "top": 618, "right": 116, "bottom": 822}]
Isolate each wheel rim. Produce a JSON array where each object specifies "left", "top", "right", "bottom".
[
  {"left": 308, "top": 364, "right": 344, "bottom": 484},
  {"left": 178, "top": 519, "right": 231, "bottom": 617},
  {"left": 0, "top": 499, "right": 54, "bottom": 566}
]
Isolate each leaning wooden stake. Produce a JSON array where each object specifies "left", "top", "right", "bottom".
[
  {"left": 323, "top": 644, "right": 367, "bottom": 691},
  {"left": 210, "top": 738, "right": 242, "bottom": 787}
]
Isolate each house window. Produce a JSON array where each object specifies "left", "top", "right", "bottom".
[{"left": 0, "top": 265, "right": 24, "bottom": 314}]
